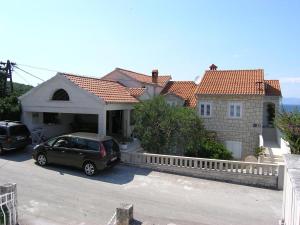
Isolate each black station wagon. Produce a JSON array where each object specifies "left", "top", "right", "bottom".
[
  {"left": 32, "top": 132, "right": 121, "bottom": 176},
  {"left": 0, "top": 121, "right": 31, "bottom": 155}
]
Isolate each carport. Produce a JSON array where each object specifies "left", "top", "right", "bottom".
[{"left": 19, "top": 73, "right": 138, "bottom": 139}]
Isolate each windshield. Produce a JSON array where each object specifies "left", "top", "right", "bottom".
[
  {"left": 45, "top": 137, "right": 57, "bottom": 146},
  {"left": 9, "top": 125, "right": 30, "bottom": 136}
]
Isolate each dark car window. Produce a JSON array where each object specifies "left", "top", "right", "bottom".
[
  {"left": 9, "top": 125, "right": 29, "bottom": 136},
  {"left": 86, "top": 140, "right": 99, "bottom": 151},
  {"left": 70, "top": 138, "right": 88, "bottom": 150},
  {"left": 103, "top": 139, "right": 119, "bottom": 153},
  {"left": 53, "top": 137, "right": 70, "bottom": 148},
  {"left": 0, "top": 127, "right": 7, "bottom": 135}
]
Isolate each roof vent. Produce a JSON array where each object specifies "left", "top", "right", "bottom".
[
  {"left": 152, "top": 69, "right": 158, "bottom": 83},
  {"left": 209, "top": 64, "right": 218, "bottom": 71}
]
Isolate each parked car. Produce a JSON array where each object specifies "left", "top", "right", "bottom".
[
  {"left": 0, "top": 121, "right": 31, "bottom": 155},
  {"left": 32, "top": 132, "right": 121, "bottom": 176}
]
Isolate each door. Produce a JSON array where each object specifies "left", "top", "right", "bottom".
[{"left": 225, "top": 141, "right": 242, "bottom": 159}]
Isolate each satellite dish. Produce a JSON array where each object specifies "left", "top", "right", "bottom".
[{"left": 194, "top": 75, "right": 202, "bottom": 84}]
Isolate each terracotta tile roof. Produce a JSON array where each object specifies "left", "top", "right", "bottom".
[
  {"left": 265, "top": 80, "right": 282, "bottom": 96},
  {"left": 197, "top": 69, "right": 265, "bottom": 95},
  {"left": 127, "top": 88, "right": 146, "bottom": 97},
  {"left": 115, "top": 68, "right": 172, "bottom": 87},
  {"left": 161, "top": 81, "right": 198, "bottom": 107},
  {"left": 62, "top": 73, "right": 139, "bottom": 104}
]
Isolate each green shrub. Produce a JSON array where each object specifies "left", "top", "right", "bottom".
[
  {"left": 254, "top": 146, "right": 265, "bottom": 158},
  {"left": 275, "top": 111, "right": 300, "bottom": 154},
  {"left": 133, "top": 96, "right": 233, "bottom": 160}
]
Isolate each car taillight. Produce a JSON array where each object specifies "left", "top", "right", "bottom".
[{"left": 99, "top": 143, "right": 107, "bottom": 158}]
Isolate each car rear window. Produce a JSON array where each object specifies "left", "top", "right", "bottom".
[
  {"left": 9, "top": 125, "right": 30, "bottom": 136},
  {"left": 0, "top": 127, "right": 7, "bottom": 135}
]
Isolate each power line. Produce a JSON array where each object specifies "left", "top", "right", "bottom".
[
  {"left": 13, "top": 65, "right": 45, "bottom": 82},
  {"left": 17, "top": 63, "right": 59, "bottom": 73},
  {"left": 14, "top": 70, "right": 31, "bottom": 85}
]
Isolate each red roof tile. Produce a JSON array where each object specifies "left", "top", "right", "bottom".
[
  {"left": 115, "top": 68, "right": 171, "bottom": 87},
  {"left": 197, "top": 69, "right": 265, "bottom": 95},
  {"left": 62, "top": 73, "right": 139, "bottom": 104},
  {"left": 265, "top": 80, "right": 282, "bottom": 96},
  {"left": 161, "top": 81, "right": 198, "bottom": 107},
  {"left": 127, "top": 88, "right": 146, "bottom": 97}
]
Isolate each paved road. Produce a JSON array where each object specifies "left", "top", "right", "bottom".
[{"left": 0, "top": 148, "right": 282, "bottom": 225}]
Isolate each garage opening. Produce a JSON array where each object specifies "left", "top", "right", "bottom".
[{"left": 29, "top": 112, "right": 98, "bottom": 139}]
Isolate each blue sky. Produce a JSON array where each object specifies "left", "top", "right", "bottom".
[{"left": 1, "top": 0, "right": 300, "bottom": 98}]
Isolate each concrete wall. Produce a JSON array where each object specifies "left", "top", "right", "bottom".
[
  {"left": 197, "top": 95, "right": 264, "bottom": 159},
  {"left": 281, "top": 155, "right": 300, "bottom": 225}
]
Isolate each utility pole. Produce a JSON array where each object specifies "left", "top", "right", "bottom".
[{"left": 0, "top": 60, "right": 15, "bottom": 98}]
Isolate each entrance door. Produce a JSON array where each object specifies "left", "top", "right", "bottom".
[{"left": 225, "top": 141, "right": 242, "bottom": 159}]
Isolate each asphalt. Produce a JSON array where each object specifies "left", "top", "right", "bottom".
[{"left": 0, "top": 147, "right": 282, "bottom": 225}]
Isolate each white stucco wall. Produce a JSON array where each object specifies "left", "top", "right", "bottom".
[{"left": 19, "top": 74, "right": 106, "bottom": 137}]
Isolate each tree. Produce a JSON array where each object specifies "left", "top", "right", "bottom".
[
  {"left": 276, "top": 111, "right": 300, "bottom": 154},
  {"left": 133, "top": 96, "right": 232, "bottom": 159},
  {"left": 0, "top": 82, "right": 33, "bottom": 121}
]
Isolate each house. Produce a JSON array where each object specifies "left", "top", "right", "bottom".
[
  {"left": 19, "top": 68, "right": 173, "bottom": 139},
  {"left": 161, "top": 81, "right": 198, "bottom": 107},
  {"left": 196, "top": 64, "right": 282, "bottom": 159}
]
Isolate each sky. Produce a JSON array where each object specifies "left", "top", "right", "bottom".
[{"left": 1, "top": 0, "right": 300, "bottom": 98}]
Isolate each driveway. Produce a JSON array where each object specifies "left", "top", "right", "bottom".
[{"left": 0, "top": 147, "right": 282, "bottom": 225}]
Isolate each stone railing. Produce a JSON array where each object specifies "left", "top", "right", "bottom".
[
  {"left": 281, "top": 155, "right": 300, "bottom": 225},
  {"left": 121, "top": 152, "right": 285, "bottom": 189}
]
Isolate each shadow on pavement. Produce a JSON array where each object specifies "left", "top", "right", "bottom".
[
  {"left": 0, "top": 145, "right": 33, "bottom": 162},
  {"left": 40, "top": 162, "right": 151, "bottom": 185}
]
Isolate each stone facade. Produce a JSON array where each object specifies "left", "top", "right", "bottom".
[{"left": 197, "top": 95, "right": 265, "bottom": 159}]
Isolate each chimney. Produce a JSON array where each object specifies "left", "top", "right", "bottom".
[
  {"left": 152, "top": 69, "right": 158, "bottom": 83},
  {"left": 209, "top": 64, "right": 218, "bottom": 71}
]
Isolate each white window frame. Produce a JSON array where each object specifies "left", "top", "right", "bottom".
[
  {"left": 199, "top": 102, "right": 212, "bottom": 118},
  {"left": 228, "top": 102, "right": 242, "bottom": 118}
]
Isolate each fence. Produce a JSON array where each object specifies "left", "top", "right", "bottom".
[
  {"left": 0, "top": 184, "right": 17, "bottom": 225},
  {"left": 281, "top": 154, "right": 300, "bottom": 225},
  {"left": 121, "top": 152, "right": 285, "bottom": 189}
]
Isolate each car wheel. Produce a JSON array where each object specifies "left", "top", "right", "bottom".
[
  {"left": 83, "top": 162, "right": 96, "bottom": 176},
  {"left": 37, "top": 153, "right": 47, "bottom": 166},
  {"left": 0, "top": 146, "right": 3, "bottom": 155}
]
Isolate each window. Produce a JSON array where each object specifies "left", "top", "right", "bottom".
[
  {"left": 228, "top": 103, "right": 242, "bottom": 118},
  {"left": 43, "top": 113, "right": 60, "bottom": 124},
  {"left": 53, "top": 137, "right": 70, "bottom": 148},
  {"left": 9, "top": 125, "right": 30, "bottom": 136},
  {"left": 52, "top": 89, "right": 70, "bottom": 101},
  {"left": 0, "top": 127, "right": 7, "bottom": 135},
  {"left": 199, "top": 102, "right": 212, "bottom": 117}
]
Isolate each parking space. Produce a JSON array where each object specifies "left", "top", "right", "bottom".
[{"left": 0, "top": 148, "right": 282, "bottom": 225}]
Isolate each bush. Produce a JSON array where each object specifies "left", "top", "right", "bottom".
[
  {"left": 133, "top": 96, "right": 232, "bottom": 159},
  {"left": 0, "top": 94, "right": 21, "bottom": 121},
  {"left": 275, "top": 111, "right": 300, "bottom": 154}
]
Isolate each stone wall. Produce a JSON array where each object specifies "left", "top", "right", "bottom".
[{"left": 197, "top": 95, "right": 264, "bottom": 159}]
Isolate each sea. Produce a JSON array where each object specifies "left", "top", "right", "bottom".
[{"left": 282, "top": 104, "right": 300, "bottom": 112}]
